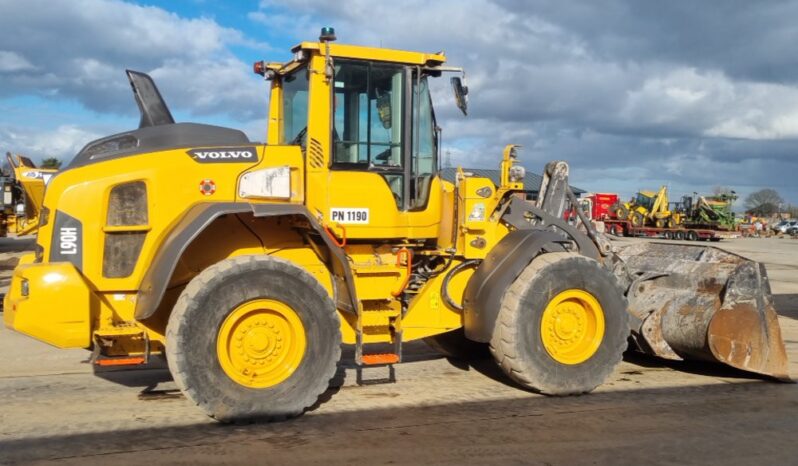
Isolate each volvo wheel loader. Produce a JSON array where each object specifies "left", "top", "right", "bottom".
[{"left": 4, "top": 29, "right": 788, "bottom": 422}]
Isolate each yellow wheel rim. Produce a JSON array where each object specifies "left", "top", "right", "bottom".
[
  {"left": 216, "top": 299, "right": 306, "bottom": 388},
  {"left": 540, "top": 289, "right": 605, "bottom": 365}
]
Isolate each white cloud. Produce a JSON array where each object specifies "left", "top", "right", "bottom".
[
  {"left": 0, "top": 0, "right": 266, "bottom": 119},
  {"left": 0, "top": 125, "right": 103, "bottom": 163},
  {"left": 0, "top": 51, "right": 35, "bottom": 72}
]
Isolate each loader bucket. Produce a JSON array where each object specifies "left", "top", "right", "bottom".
[{"left": 613, "top": 242, "right": 790, "bottom": 381}]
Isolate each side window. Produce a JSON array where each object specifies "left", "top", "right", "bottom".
[
  {"left": 333, "top": 60, "right": 405, "bottom": 206},
  {"left": 281, "top": 68, "right": 309, "bottom": 145},
  {"left": 410, "top": 76, "right": 437, "bottom": 209}
]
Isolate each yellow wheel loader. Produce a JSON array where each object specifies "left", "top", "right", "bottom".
[
  {"left": 2, "top": 153, "right": 57, "bottom": 236},
  {"left": 612, "top": 186, "right": 682, "bottom": 228},
  {"left": 3, "top": 29, "right": 788, "bottom": 422}
]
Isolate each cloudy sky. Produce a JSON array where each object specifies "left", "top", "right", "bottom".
[{"left": 2, "top": 0, "right": 798, "bottom": 207}]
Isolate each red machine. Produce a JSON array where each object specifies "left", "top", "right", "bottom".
[{"left": 580, "top": 193, "right": 619, "bottom": 220}]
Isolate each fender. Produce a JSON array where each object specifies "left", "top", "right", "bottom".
[
  {"left": 462, "top": 229, "right": 568, "bottom": 342},
  {"left": 134, "top": 202, "right": 358, "bottom": 320}
]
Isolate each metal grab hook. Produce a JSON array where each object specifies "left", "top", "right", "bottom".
[{"left": 323, "top": 222, "right": 347, "bottom": 247}]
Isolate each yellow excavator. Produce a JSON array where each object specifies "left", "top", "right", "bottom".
[
  {"left": 2, "top": 153, "right": 57, "bottom": 236},
  {"left": 3, "top": 29, "right": 788, "bottom": 422},
  {"left": 612, "top": 186, "right": 682, "bottom": 228}
]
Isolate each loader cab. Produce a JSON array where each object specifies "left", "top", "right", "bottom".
[
  {"left": 261, "top": 33, "right": 449, "bottom": 239},
  {"left": 635, "top": 191, "right": 655, "bottom": 211}
]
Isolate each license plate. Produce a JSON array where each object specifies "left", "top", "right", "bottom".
[{"left": 330, "top": 208, "right": 369, "bottom": 224}]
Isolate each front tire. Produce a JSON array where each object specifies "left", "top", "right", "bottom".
[
  {"left": 490, "top": 253, "right": 629, "bottom": 395},
  {"left": 166, "top": 255, "right": 341, "bottom": 422}
]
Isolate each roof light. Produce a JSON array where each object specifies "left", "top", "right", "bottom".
[{"left": 319, "top": 26, "right": 336, "bottom": 42}]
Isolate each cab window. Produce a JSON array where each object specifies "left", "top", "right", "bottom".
[
  {"left": 410, "top": 75, "right": 437, "bottom": 210},
  {"left": 333, "top": 61, "right": 404, "bottom": 167},
  {"left": 281, "top": 67, "right": 309, "bottom": 145}
]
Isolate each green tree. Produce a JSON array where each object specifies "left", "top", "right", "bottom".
[
  {"left": 40, "top": 157, "right": 62, "bottom": 169},
  {"left": 744, "top": 188, "right": 783, "bottom": 216}
]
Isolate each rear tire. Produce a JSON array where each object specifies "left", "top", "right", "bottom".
[
  {"left": 674, "top": 230, "right": 685, "bottom": 240},
  {"left": 663, "top": 231, "right": 673, "bottom": 240},
  {"left": 424, "top": 328, "right": 489, "bottom": 359},
  {"left": 490, "top": 253, "right": 629, "bottom": 395},
  {"left": 166, "top": 255, "right": 341, "bottom": 422},
  {"left": 686, "top": 230, "right": 698, "bottom": 241},
  {"left": 611, "top": 203, "right": 628, "bottom": 220}
]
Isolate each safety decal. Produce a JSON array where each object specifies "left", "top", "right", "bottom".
[{"left": 199, "top": 179, "right": 217, "bottom": 196}]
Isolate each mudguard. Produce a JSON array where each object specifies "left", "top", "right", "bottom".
[
  {"left": 134, "top": 202, "right": 358, "bottom": 320},
  {"left": 462, "top": 229, "right": 568, "bottom": 342}
]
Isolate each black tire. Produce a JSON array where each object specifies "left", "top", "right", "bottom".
[
  {"left": 424, "top": 328, "right": 489, "bottom": 359},
  {"left": 674, "top": 230, "right": 685, "bottom": 240},
  {"left": 631, "top": 212, "right": 645, "bottom": 227},
  {"left": 166, "top": 255, "right": 341, "bottom": 422},
  {"left": 686, "top": 230, "right": 698, "bottom": 241},
  {"left": 613, "top": 204, "right": 629, "bottom": 220},
  {"left": 663, "top": 231, "right": 673, "bottom": 240},
  {"left": 490, "top": 253, "right": 629, "bottom": 395}
]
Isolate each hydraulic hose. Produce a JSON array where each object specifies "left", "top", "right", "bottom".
[{"left": 441, "top": 259, "right": 481, "bottom": 311}]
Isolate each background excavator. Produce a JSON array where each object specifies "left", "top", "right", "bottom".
[
  {"left": 3, "top": 29, "right": 789, "bottom": 422},
  {"left": 612, "top": 186, "right": 682, "bottom": 228}
]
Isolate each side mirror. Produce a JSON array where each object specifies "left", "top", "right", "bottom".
[{"left": 451, "top": 76, "right": 468, "bottom": 116}]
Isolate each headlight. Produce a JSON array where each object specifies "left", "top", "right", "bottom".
[
  {"left": 20, "top": 279, "right": 29, "bottom": 297},
  {"left": 239, "top": 166, "right": 291, "bottom": 199}
]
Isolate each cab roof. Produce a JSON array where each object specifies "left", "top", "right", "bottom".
[{"left": 292, "top": 41, "right": 446, "bottom": 66}]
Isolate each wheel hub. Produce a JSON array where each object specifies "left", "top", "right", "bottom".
[
  {"left": 217, "top": 299, "right": 306, "bottom": 388},
  {"left": 540, "top": 289, "right": 605, "bottom": 365}
]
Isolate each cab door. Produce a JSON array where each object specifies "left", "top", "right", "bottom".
[{"left": 326, "top": 60, "right": 441, "bottom": 239}]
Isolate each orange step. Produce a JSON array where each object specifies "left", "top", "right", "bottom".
[
  {"left": 95, "top": 356, "right": 146, "bottom": 367},
  {"left": 361, "top": 353, "right": 400, "bottom": 365}
]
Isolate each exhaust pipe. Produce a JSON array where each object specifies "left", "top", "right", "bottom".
[{"left": 613, "top": 242, "right": 790, "bottom": 381}]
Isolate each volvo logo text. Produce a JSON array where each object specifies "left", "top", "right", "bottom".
[{"left": 186, "top": 146, "right": 258, "bottom": 163}]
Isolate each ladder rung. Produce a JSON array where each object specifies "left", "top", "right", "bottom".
[{"left": 361, "top": 353, "right": 400, "bottom": 365}]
